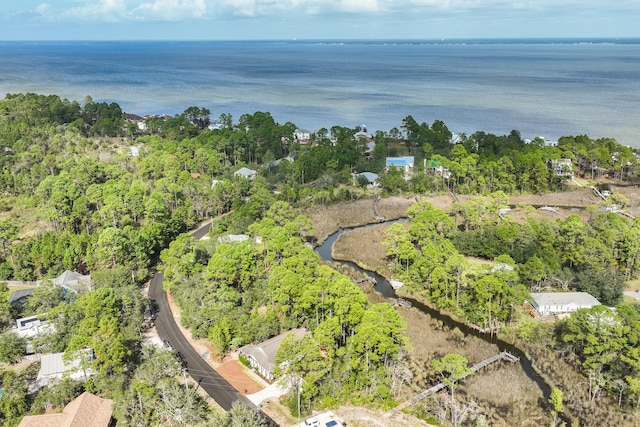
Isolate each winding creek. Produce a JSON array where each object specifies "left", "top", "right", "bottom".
[{"left": 315, "top": 221, "right": 564, "bottom": 420}]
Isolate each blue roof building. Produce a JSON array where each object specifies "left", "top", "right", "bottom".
[{"left": 385, "top": 156, "right": 414, "bottom": 168}]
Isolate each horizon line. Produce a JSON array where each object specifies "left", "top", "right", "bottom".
[{"left": 1, "top": 36, "right": 640, "bottom": 43}]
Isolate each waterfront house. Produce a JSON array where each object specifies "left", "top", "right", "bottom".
[
  {"left": 550, "top": 158, "right": 573, "bottom": 177},
  {"left": 530, "top": 292, "right": 601, "bottom": 316},
  {"left": 425, "top": 159, "right": 451, "bottom": 179},
  {"left": 239, "top": 328, "right": 307, "bottom": 382},
  {"left": 355, "top": 172, "right": 379, "bottom": 188},
  {"left": 385, "top": 156, "right": 415, "bottom": 179},
  {"left": 294, "top": 129, "right": 311, "bottom": 145}
]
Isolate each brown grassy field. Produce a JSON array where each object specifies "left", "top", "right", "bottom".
[
  {"left": 332, "top": 223, "right": 394, "bottom": 277},
  {"left": 302, "top": 195, "right": 415, "bottom": 244},
  {"left": 304, "top": 188, "right": 609, "bottom": 247}
]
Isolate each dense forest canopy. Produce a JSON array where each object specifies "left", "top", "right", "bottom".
[{"left": 1, "top": 92, "right": 640, "bottom": 426}]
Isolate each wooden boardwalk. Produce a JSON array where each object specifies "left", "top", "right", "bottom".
[{"left": 385, "top": 351, "right": 519, "bottom": 417}]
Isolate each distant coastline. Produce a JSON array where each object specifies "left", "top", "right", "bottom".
[
  {"left": 2, "top": 37, "right": 640, "bottom": 44},
  {"left": 1, "top": 40, "right": 639, "bottom": 146}
]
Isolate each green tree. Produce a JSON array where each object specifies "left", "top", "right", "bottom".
[
  {"left": 574, "top": 268, "right": 625, "bottom": 306},
  {"left": 562, "top": 306, "right": 626, "bottom": 401},
  {"left": 431, "top": 353, "right": 474, "bottom": 427},
  {"left": 26, "top": 280, "right": 65, "bottom": 314},
  {"left": 549, "top": 387, "right": 564, "bottom": 426},
  {"left": 0, "top": 332, "right": 26, "bottom": 364}
]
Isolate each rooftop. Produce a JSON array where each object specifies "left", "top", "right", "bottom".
[
  {"left": 8, "top": 288, "right": 34, "bottom": 304},
  {"left": 385, "top": 156, "right": 414, "bottom": 168},
  {"left": 234, "top": 167, "right": 258, "bottom": 178},
  {"left": 18, "top": 392, "right": 113, "bottom": 427},
  {"left": 530, "top": 292, "right": 601, "bottom": 307},
  {"left": 39, "top": 270, "right": 92, "bottom": 294},
  {"left": 36, "top": 349, "right": 94, "bottom": 387},
  {"left": 239, "top": 328, "right": 307, "bottom": 375}
]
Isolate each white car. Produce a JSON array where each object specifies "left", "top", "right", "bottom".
[{"left": 299, "top": 417, "right": 319, "bottom": 427}]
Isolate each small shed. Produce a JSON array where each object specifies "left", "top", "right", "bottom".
[
  {"left": 530, "top": 292, "right": 601, "bottom": 316},
  {"left": 239, "top": 328, "right": 307, "bottom": 381}
]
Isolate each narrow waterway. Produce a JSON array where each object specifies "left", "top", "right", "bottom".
[
  {"left": 315, "top": 220, "right": 405, "bottom": 297},
  {"left": 315, "top": 221, "right": 561, "bottom": 417}
]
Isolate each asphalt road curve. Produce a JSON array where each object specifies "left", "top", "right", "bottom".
[{"left": 149, "top": 222, "right": 278, "bottom": 425}]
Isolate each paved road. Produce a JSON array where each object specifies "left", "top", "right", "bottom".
[{"left": 149, "top": 222, "right": 277, "bottom": 425}]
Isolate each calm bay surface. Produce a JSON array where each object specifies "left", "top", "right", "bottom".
[{"left": 0, "top": 39, "right": 639, "bottom": 146}]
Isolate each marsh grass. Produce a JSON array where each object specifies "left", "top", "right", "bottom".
[
  {"left": 303, "top": 196, "right": 415, "bottom": 244},
  {"left": 332, "top": 223, "right": 394, "bottom": 277}
]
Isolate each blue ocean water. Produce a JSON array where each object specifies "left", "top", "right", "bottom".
[{"left": 0, "top": 39, "right": 639, "bottom": 146}]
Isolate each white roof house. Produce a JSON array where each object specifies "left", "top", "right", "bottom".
[
  {"left": 234, "top": 167, "right": 258, "bottom": 179},
  {"left": 217, "top": 234, "right": 250, "bottom": 244},
  {"left": 36, "top": 349, "right": 95, "bottom": 388},
  {"left": 239, "top": 328, "right": 307, "bottom": 382},
  {"left": 551, "top": 158, "right": 573, "bottom": 177},
  {"left": 530, "top": 292, "right": 601, "bottom": 316},
  {"left": 294, "top": 129, "right": 311, "bottom": 144},
  {"left": 13, "top": 316, "right": 56, "bottom": 354}
]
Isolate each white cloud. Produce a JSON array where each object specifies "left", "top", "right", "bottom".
[
  {"left": 132, "top": 0, "right": 208, "bottom": 21},
  {"left": 338, "top": 0, "right": 385, "bottom": 13},
  {"left": 30, "top": 0, "right": 640, "bottom": 23},
  {"left": 58, "top": 0, "right": 129, "bottom": 22},
  {"left": 35, "top": 3, "right": 53, "bottom": 17}
]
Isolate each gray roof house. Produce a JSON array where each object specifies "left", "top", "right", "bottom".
[
  {"left": 239, "top": 328, "right": 307, "bottom": 382},
  {"left": 530, "top": 292, "right": 601, "bottom": 316},
  {"left": 356, "top": 172, "right": 379, "bottom": 187},
  {"left": 8, "top": 288, "right": 34, "bottom": 304},
  {"left": 38, "top": 270, "right": 92, "bottom": 294},
  {"left": 234, "top": 167, "right": 258, "bottom": 179}
]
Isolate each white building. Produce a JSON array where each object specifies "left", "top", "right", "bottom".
[
  {"left": 36, "top": 349, "right": 95, "bottom": 388},
  {"left": 530, "top": 292, "right": 601, "bottom": 316},
  {"left": 294, "top": 129, "right": 311, "bottom": 145},
  {"left": 239, "top": 328, "right": 307, "bottom": 382},
  {"left": 551, "top": 158, "right": 573, "bottom": 177},
  {"left": 233, "top": 167, "right": 258, "bottom": 180}
]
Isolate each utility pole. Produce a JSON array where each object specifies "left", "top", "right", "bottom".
[{"left": 297, "top": 374, "right": 302, "bottom": 420}]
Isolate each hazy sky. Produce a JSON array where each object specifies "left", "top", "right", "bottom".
[{"left": 1, "top": 0, "right": 638, "bottom": 40}]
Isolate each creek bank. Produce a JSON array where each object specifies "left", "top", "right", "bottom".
[
  {"left": 316, "top": 222, "right": 574, "bottom": 425},
  {"left": 304, "top": 195, "right": 416, "bottom": 245}
]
